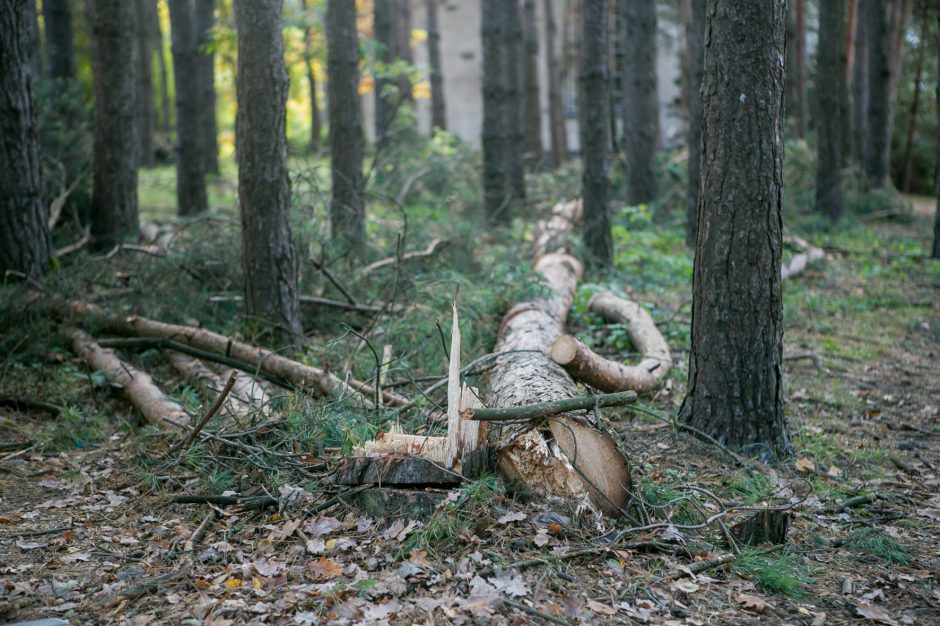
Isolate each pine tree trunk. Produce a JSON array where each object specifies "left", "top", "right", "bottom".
[
  {"left": 326, "top": 0, "right": 365, "bottom": 251},
  {"left": 816, "top": 0, "right": 845, "bottom": 221},
  {"left": 151, "top": 0, "right": 171, "bottom": 134},
  {"left": 523, "top": 0, "right": 542, "bottom": 167},
  {"left": 901, "top": 7, "right": 927, "bottom": 193},
  {"left": 852, "top": 3, "right": 869, "bottom": 166},
  {"left": 427, "top": 0, "right": 445, "bottom": 130},
  {"left": 0, "top": 0, "right": 51, "bottom": 279},
  {"left": 42, "top": 0, "right": 77, "bottom": 81},
  {"left": 505, "top": 0, "right": 526, "bottom": 200},
  {"left": 622, "top": 0, "right": 659, "bottom": 206},
  {"left": 195, "top": 0, "right": 219, "bottom": 175},
  {"left": 481, "top": 0, "right": 510, "bottom": 221},
  {"left": 25, "top": 0, "right": 41, "bottom": 79},
  {"left": 785, "top": 0, "right": 806, "bottom": 137},
  {"left": 373, "top": 0, "right": 395, "bottom": 140},
  {"left": 235, "top": 0, "right": 302, "bottom": 344},
  {"left": 91, "top": 0, "right": 139, "bottom": 248},
  {"left": 933, "top": 8, "right": 940, "bottom": 259},
  {"left": 865, "top": 0, "right": 892, "bottom": 187},
  {"left": 679, "top": 0, "right": 790, "bottom": 460},
  {"left": 544, "top": 0, "right": 567, "bottom": 168},
  {"left": 300, "top": 0, "right": 321, "bottom": 152},
  {"left": 580, "top": 0, "right": 612, "bottom": 267},
  {"left": 844, "top": 0, "right": 858, "bottom": 161},
  {"left": 395, "top": 0, "right": 413, "bottom": 104},
  {"left": 134, "top": 0, "right": 155, "bottom": 167},
  {"left": 684, "top": 0, "right": 704, "bottom": 246},
  {"left": 168, "top": 0, "right": 207, "bottom": 215}
]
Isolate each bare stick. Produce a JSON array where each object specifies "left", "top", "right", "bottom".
[
  {"left": 463, "top": 390, "right": 637, "bottom": 422},
  {"left": 183, "top": 511, "right": 216, "bottom": 552},
  {"left": 359, "top": 238, "right": 447, "bottom": 277},
  {"left": 167, "top": 370, "right": 238, "bottom": 455},
  {"left": 311, "top": 258, "right": 358, "bottom": 305}
]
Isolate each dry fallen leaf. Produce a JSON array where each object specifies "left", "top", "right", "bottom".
[
  {"left": 307, "top": 557, "right": 342, "bottom": 582},
  {"left": 795, "top": 457, "right": 816, "bottom": 472},
  {"left": 533, "top": 530, "right": 550, "bottom": 547},
  {"left": 496, "top": 511, "right": 526, "bottom": 524},
  {"left": 736, "top": 593, "right": 772, "bottom": 612},
  {"left": 856, "top": 601, "right": 899, "bottom": 625}
]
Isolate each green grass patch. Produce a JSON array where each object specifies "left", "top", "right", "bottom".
[
  {"left": 732, "top": 549, "right": 813, "bottom": 598},
  {"left": 843, "top": 528, "right": 909, "bottom": 565}
]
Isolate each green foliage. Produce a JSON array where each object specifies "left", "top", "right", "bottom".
[
  {"left": 404, "top": 474, "right": 504, "bottom": 555},
  {"left": 724, "top": 472, "right": 777, "bottom": 504},
  {"left": 48, "top": 406, "right": 105, "bottom": 451},
  {"left": 843, "top": 528, "right": 909, "bottom": 565},
  {"left": 732, "top": 549, "right": 813, "bottom": 598}
]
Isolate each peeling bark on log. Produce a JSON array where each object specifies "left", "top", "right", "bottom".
[
  {"left": 486, "top": 213, "right": 632, "bottom": 516},
  {"left": 167, "top": 352, "right": 257, "bottom": 416},
  {"left": 67, "top": 328, "right": 186, "bottom": 430},
  {"left": 50, "top": 298, "right": 407, "bottom": 407},
  {"left": 532, "top": 199, "right": 583, "bottom": 261},
  {"left": 551, "top": 293, "right": 672, "bottom": 393}
]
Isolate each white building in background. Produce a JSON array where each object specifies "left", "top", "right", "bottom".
[{"left": 362, "top": 0, "right": 686, "bottom": 152}]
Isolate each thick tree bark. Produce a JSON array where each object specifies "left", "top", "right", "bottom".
[
  {"left": 134, "top": 0, "right": 155, "bottom": 167},
  {"left": 195, "top": 0, "right": 219, "bottom": 175},
  {"left": 505, "top": 0, "right": 526, "bottom": 201},
  {"left": 327, "top": 0, "right": 365, "bottom": 251},
  {"left": 852, "top": 3, "right": 869, "bottom": 166},
  {"left": 43, "top": 0, "right": 77, "bottom": 81},
  {"left": 844, "top": 0, "right": 858, "bottom": 160},
  {"left": 169, "top": 0, "right": 207, "bottom": 216},
  {"left": 373, "top": 0, "right": 396, "bottom": 140},
  {"left": 300, "top": 0, "right": 321, "bottom": 152},
  {"left": 523, "top": 0, "right": 542, "bottom": 166},
  {"left": 91, "top": 0, "right": 139, "bottom": 248},
  {"left": 865, "top": 0, "right": 892, "bottom": 187},
  {"left": 395, "top": 0, "right": 413, "bottom": 104},
  {"left": 622, "top": 0, "right": 659, "bottom": 205},
  {"left": 816, "top": 0, "right": 845, "bottom": 221},
  {"left": 793, "top": 0, "right": 807, "bottom": 137},
  {"left": 580, "top": 0, "right": 613, "bottom": 267},
  {"left": 544, "top": 0, "right": 567, "bottom": 168},
  {"left": 684, "top": 0, "right": 704, "bottom": 246},
  {"left": 151, "top": 0, "right": 171, "bottom": 134},
  {"left": 235, "top": 0, "right": 302, "bottom": 343},
  {"left": 24, "top": 0, "right": 40, "bottom": 79},
  {"left": 934, "top": 9, "right": 940, "bottom": 259},
  {"left": 680, "top": 0, "right": 790, "bottom": 460},
  {"left": 481, "top": 0, "right": 510, "bottom": 221},
  {"left": 427, "top": 0, "right": 445, "bottom": 130},
  {"left": 0, "top": 0, "right": 51, "bottom": 279}
]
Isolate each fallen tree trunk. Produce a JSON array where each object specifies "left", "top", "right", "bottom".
[
  {"left": 66, "top": 328, "right": 186, "bottom": 430},
  {"left": 167, "top": 352, "right": 256, "bottom": 417},
  {"left": 552, "top": 292, "right": 672, "bottom": 393},
  {"left": 485, "top": 203, "right": 632, "bottom": 516},
  {"left": 50, "top": 299, "right": 407, "bottom": 407}
]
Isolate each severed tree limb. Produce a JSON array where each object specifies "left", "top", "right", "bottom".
[
  {"left": 359, "top": 238, "right": 447, "bottom": 277},
  {"left": 552, "top": 292, "right": 672, "bottom": 394},
  {"left": 166, "top": 370, "right": 238, "bottom": 455},
  {"left": 50, "top": 299, "right": 408, "bottom": 407},
  {"left": 66, "top": 328, "right": 186, "bottom": 430},
  {"left": 464, "top": 390, "right": 637, "bottom": 422},
  {"left": 209, "top": 294, "right": 404, "bottom": 314}
]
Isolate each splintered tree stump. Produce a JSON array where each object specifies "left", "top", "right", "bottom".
[
  {"left": 333, "top": 456, "right": 461, "bottom": 487},
  {"left": 730, "top": 509, "right": 790, "bottom": 546},
  {"left": 551, "top": 292, "right": 672, "bottom": 393},
  {"left": 346, "top": 488, "right": 449, "bottom": 520}
]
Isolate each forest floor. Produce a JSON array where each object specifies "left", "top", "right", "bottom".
[{"left": 1, "top": 170, "right": 939, "bottom": 624}]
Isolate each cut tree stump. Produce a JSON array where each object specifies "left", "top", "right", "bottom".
[
  {"left": 346, "top": 487, "right": 449, "bottom": 520},
  {"left": 66, "top": 328, "right": 186, "bottom": 430},
  {"left": 729, "top": 509, "right": 790, "bottom": 546},
  {"left": 333, "top": 456, "right": 459, "bottom": 487},
  {"left": 551, "top": 292, "right": 672, "bottom": 393}
]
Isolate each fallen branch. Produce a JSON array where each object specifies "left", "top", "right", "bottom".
[
  {"left": 209, "top": 294, "right": 403, "bottom": 314},
  {"left": 359, "top": 238, "right": 447, "bottom": 277},
  {"left": 66, "top": 328, "right": 186, "bottom": 430},
  {"left": 54, "top": 226, "right": 91, "bottom": 258},
  {"left": 105, "top": 564, "right": 192, "bottom": 607},
  {"left": 464, "top": 390, "right": 636, "bottom": 422},
  {"left": 166, "top": 370, "right": 238, "bottom": 455},
  {"left": 51, "top": 299, "right": 408, "bottom": 407},
  {"left": 656, "top": 553, "right": 736, "bottom": 582}
]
